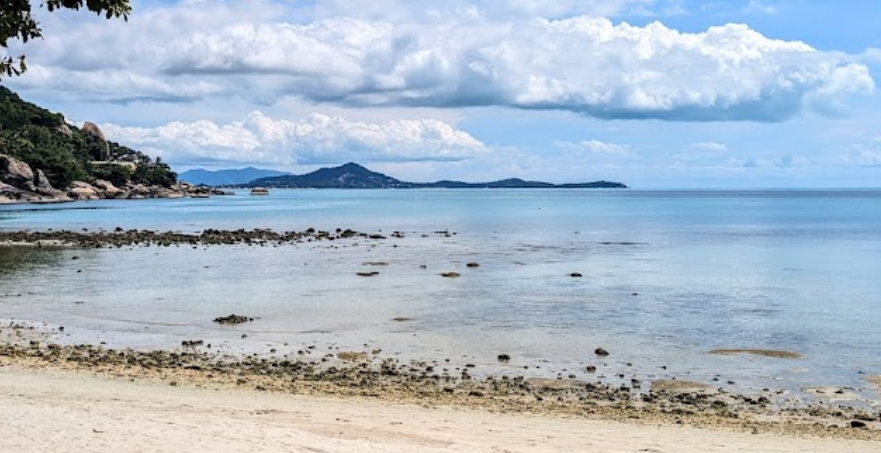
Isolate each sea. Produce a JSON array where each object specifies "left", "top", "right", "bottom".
[{"left": 1, "top": 189, "right": 880, "bottom": 405}]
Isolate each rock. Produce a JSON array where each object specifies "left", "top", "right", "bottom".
[
  {"left": 213, "top": 314, "right": 254, "bottom": 325},
  {"left": 0, "top": 153, "right": 35, "bottom": 188},
  {"left": 586, "top": 365, "right": 597, "bottom": 373},
  {"left": 497, "top": 354, "right": 511, "bottom": 362},
  {"left": 441, "top": 272, "right": 461, "bottom": 278},
  {"left": 56, "top": 124, "right": 73, "bottom": 137},
  {"left": 68, "top": 181, "right": 100, "bottom": 200},
  {"left": 33, "top": 169, "right": 55, "bottom": 193},
  {"left": 181, "top": 340, "right": 204, "bottom": 347},
  {"left": 357, "top": 271, "right": 380, "bottom": 277},
  {"left": 151, "top": 187, "right": 184, "bottom": 199},
  {"left": 850, "top": 420, "right": 867, "bottom": 429},
  {"left": 93, "top": 179, "right": 121, "bottom": 198},
  {"left": 466, "top": 262, "right": 480, "bottom": 268},
  {"left": 569, "top": 272, "right": 583, "bottom": 277},
  {"left": 127, "top": 183, "right": 151, "bottom": 196},
  {"left": 81, "top": 122, "right": 110, "bottom": 161},
  {"left": 595, "top": 347, "right": 609, "bottom": 356},
  {"left": 709, "top": 349, "right": 803, "bottom": 359}
]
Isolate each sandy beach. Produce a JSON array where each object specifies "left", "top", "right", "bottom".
[{"left": 1, "top": 366, "right": 878, "bottom": 453}]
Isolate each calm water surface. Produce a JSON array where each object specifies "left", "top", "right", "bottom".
[{"left": 1, "top": 189, "right": 880, "bottom": 403}]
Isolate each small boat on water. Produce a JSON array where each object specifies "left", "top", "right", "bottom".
[{"left": 250, "top": 187, "right": 270, "bottom": 196}]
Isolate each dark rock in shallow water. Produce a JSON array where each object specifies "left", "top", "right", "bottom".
[
  {"left": 497, "top": 354, "right": 511, "bottom": 362},
  {"left": 466, "top": 262, "right": 480, "bottom": 268},
  {"left": 569, "top": 272, "right": 583, "bottom": 277},
  {"left": 182, "top": 340, "right": 204, "bottom": 347},
  {"left": 595, "top": 347, "right": 609, "bottom": 357},
  {"left": 441, "top": 272, "right": 461, "bottom": 278},
  {"left": 850, "top": 420, "right": 868, "bottom": 429},
  {"left": 586, "top": 365, "right": 597, "bottom": 373},
  {"left": 213, "top": 314, "right": 253, "bottom": 325}
]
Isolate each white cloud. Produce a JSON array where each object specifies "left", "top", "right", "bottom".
[
  {"left": 689, "top": 141, "right": 728, "bottom": 152},
  {"left": 744, "top": 1, "right": 777, "bottom": 15},
  {"left": 4, "top": 0, "right": 872, "bottom": 122},
  {"left": 555, "top": 140, "right": 632, "bottom": 155},
  {"left": 99, "top": 112, "right": 487, "bottom": 167}
]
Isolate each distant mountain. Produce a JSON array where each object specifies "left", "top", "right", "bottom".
[
  {"left": 245, "top": 163, "right": 627, "bottom": 189},
  {"left": 250, "top": 162, "right": 409, "bottom": 188},
  {"left": 179, "top": 167, "right": 292, "bottom": 186}
]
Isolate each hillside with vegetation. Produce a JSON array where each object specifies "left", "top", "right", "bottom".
[{"left": 0, "top": 86, "right": 175, "bottom": 189}]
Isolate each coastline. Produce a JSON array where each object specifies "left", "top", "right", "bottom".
[
  {"left": 2, "top": 223, "right": 881, "bottom": 449},
  {"left": 2, "top": 363, "right": 880, "bottom": 452},
  {"left": 1, "top": 323, "right": 879, "bottom": 442}
]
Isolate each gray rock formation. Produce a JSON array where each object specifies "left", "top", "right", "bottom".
[
  {"left": 81, "top": 122, "right": 110, "bottom": 161},
  {"left": 0, "top": 153, "right": 35, "bottom": 188},
  {"left": 68, "top": 181, "right": 100, "bottom": 200}
]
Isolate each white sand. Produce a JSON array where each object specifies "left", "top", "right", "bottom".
[{"left": 1, "top": 366, "right": 877, "bottom": 453}]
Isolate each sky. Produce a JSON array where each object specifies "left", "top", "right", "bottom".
[{"left": 3, "top": 0, "right": 881, "bottom": 187}]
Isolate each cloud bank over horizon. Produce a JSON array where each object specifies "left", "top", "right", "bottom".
[
  {"left": 100, "top": 111, "right": 487, "bottom": 167},
  {"left": 4, "top": 0, "right": 880, "bottom": 187}
]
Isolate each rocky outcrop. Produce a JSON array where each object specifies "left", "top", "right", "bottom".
[
  {"left": 34, "top": 169, "right": 55, "bottom": 194},
  {"left": 0, "top": 154, "right": 71, "bottom": 203},
  {"left": 68, "top": 181, "right": 100, "bottom": 200},
  {"left": 81, "top": 122, "right": 110, "bottom": 161},
  {"left": 0, "top": 154, "right": 35, "bottom": 188},
  {"left": 56, "top": 124, "right": 73, "bottom": 137},
  {"left": 1, "top": 153, "right": 232, "bottom": 204},
  {"left": 92, "top": 179, "right": 120, "bottom": 197}
]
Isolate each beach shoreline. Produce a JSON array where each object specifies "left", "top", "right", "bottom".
[
  {"left": 1, "top": 363, "right": 880, "bottom": 453},
  {"left": 1, "top": 324, "right": 879, "bottom": 444}
]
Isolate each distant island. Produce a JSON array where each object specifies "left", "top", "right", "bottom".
[{"left": 202, "top": 162, "right": 627, "bottom": 189}]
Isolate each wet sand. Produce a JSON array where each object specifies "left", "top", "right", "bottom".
[
  {"left": 1, "top": 326, "right": 880, "bottom": 444},
  {"left": 2, "top": 366, "right": 880, "bottom": 453}
]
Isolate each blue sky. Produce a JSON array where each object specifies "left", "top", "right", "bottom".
[{"left": 4, "top": 0, "right": 881, "bottom": 187}]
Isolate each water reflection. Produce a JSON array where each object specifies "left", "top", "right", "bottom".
[{"left": 0, "top": 246, "right": 65, "bottom": 278}]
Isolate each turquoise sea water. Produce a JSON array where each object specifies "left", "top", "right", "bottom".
[{"left": 1, "top": 189, "right": 880, "bottom": 403}]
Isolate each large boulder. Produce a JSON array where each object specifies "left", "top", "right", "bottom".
[
  {"left": 0, "top": 153, "right": 35, "bottom": 188},
  {"left": 68, "top": 181, "right": 100, "bottom": 200},
  {"left": 56, "top": 124, "right": 73, "bottom": 137},
  {"left": 152, "top": 187, "right": 184, "bottom": 199},
  {"left": 33, "top": 169, "right": 55, "bottom": 193},
  {"left": 93, "top": 179, "right": 121, "bottom": 198},
  {"left": 81, "top": 122, "right": 110, "bottom": 161}
]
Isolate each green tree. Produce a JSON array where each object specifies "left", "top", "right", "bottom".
[{"left": 1, "top": 0, "right": 131, "bottom": 78}]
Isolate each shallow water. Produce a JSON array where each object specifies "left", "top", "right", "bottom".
[{"left": 1, "top": 189, "right": 880, "bottom": 403}]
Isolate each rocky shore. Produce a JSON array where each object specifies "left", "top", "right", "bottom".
[
  {"left": 0, "top": 323, "right": 878, "bottom": 441},
  {"left": 1, "top": 153, "right": 229, "bottom": 204},
  {"left": 0, "top": 227, "right": 385, "bottom": 248}
]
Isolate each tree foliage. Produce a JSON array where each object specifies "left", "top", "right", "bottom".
[{"left": 1, "top": 0, "right": 131, "bottom": 78}]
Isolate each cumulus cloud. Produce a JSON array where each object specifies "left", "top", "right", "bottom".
[
  {"left": 99, "top": 112, "right": 487, "bottom": 166},
  {"left": 688, "top": 142, "right": 728, "bottom": 152},
  {"left": 4, "top": 0, "right": 874, "bottom": 122},
  {"left": 555, "top": 140, "right": 632, "bottom": 155}
]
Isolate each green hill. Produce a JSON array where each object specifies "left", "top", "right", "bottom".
[{"left": 0, "top": 86, "right": 175, "bottom": 189}]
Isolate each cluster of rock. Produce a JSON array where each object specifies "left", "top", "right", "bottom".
[
  {"left": 1, "top": 338, "right": 879, "bottom": 437},
  {"left": 0, "top": 227, "right": 385, "bottom": 248},
  {"left": 0, "top": 153, "right": 228, "bottom": 205}
]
